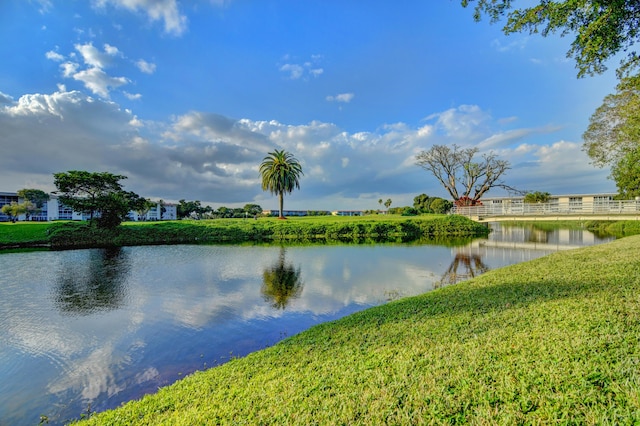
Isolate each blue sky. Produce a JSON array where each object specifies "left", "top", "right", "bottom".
[{"left": 0, "top": 0, "right": 620, "bottom": 210}]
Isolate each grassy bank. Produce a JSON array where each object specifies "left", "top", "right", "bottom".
[
  {"left": 585, "top": 220, "right": 640, "bottom": 238},
  {"left": 0, "top": 221, "right": 51, "bottom": 248},
  {"left": 0, "top": 215, "right": 488, "bottom": 250},
  {"left": 75, "top": 235, "right": 640, "bottom": 425}
]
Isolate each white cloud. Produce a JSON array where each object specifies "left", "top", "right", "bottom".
[
  {"left": 36, "top": 0, "right": 53, "bottom": 13},
  {"left": 423, "top": 105, "right": 490, "bottom": 142},
  {"left": 46, "top": 43, "right": 132, "bottom": 98},
  {"left": 491, "top": 37, "right": 528, "bottom": 53},
  {"left": 135, "top": 59, "right": 156, "bottom": 74},
  {"left": 93, "top": 0, "right": 187, "bottom": 35},
  {"left": 72, "top": 67, "right": 129, "bottom": 98},
  {"left": 279, "top": 64, "right": 304, "bottom": 80},
  {"left": 278, "top": 55, "right": 324, "bottom": 80},
  {"left": 75, "top": 42, "right": 120, "bottom": 68},
  {"left": 45, "top": 50, "right": 65, "bottom": 62},
  {"left": 502, "top": 140, "right": 611, "bottom": 194},
  {"left": 0, "top": 89, "right": 615, "bottom": 209},
  {"left": 61, "top": 62, "right": 79, "bottom": 78},
  {"left": 124, "top": 92, "right": 142, "bottom": 100},
  {"left": 326, "top": 93, "right": 354, "bottom": 103},
  {"left": 477, "top": 128, "right": 536, "bottom": 150},
  {"left": 0, "top": 93, "right": 13, "bottom": 106}
]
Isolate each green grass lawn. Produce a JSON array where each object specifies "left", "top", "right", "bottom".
[
  {"left": 75, "top": 235, "right": 640, "bottom": 425},
  {"left": 0, "top": 221, "right": 51, "bottom": 245}
]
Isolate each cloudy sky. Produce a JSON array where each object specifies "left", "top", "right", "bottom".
[{"left": 0, "top": 0, "right": 619, "bottom": 210}]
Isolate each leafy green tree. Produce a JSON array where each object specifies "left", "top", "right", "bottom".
[
  {"left": 415, "top": 144, "right": 512, "bottom": 206},
  {"left": 94, "top": 191, "right": 133, "bottom": 229},
  {"left": 244, "top": 204, "right": 263, "bottom": 216},
  {"left": 53, "top": 171, "right": 143, "bottom": 228},
  {"left": 1, "top": 201, "right": 30, "bottom": 222},
  {"left": 17, "top": 188, "right": 50, "bottom": 220},
  {"left": 401, "top": 207, "right": 418, "bottom": 216},
  {"left": 524, "top": 191, "right": 552, "bottom": 203},
  {"left": 259, "top": 150, "right": 304, "bottom": 219},
  {"left": 177, "top": 199, "right": 209, "bottom": 219},
  {"left": 134, "top": 198, "right": 154, "bottom": 220},
  {"left": 611, "top": 147, "right": 640, "bottom": 198},
  {"left": 462, "top": 0, "right": 640, "bottom": 78},
  {"left": 54, "top": 171, "right": 126, "bottom": 221},
  {"left": 583, "top": 74, "right": 640, "bottom": 196},
  {"left": 429, "top": 198, "right": 453, "bottom": 214},
  {"left": 217, "top": 206, "right": 231, "bottom": 218},
  {"left": 413, "top": 194, "right": 432, "bottom": 213},
  {"left": 122, "top": 191, "right": 148, "bottom": 221},
  {"left": 584, "top": 74, "right": 640, "bottom": 166},
  {"left": 387, "top": 207, "right": 405, "bottom": 215},
  {"left": 384, "top": 199, "right": 392, "bottom": 209}
]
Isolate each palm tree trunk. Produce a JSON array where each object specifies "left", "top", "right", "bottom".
[{"left": 278, "top": 192, "right": 285, "bottom": 219}]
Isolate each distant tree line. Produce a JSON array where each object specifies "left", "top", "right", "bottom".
[
  {"left": 177, "top": 201, "right": 263, "bottom": 220},
  {"left": 3, "top": 171, "right": 266, "bottom": 229}
]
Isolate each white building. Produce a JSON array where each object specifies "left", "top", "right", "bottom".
[{"left": 0, "top": 192, "right": 176, "bottom": 222}]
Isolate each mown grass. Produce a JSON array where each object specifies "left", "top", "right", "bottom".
[
  {"left": 75, "top": 235, "right": 640, "bottom": 425},
  {"left": 0, "top": 215, "right": 489, "bottom": 250},
  {"left": 0, "top": 222, "right": 51, "bottom": 246}
]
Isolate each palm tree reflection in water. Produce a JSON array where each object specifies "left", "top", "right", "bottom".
[
  {"left": 261, "top": 247, "right": 304, "bottom": 310},
  {"left": 437, "top": 253, "right": 489, "bottom": 288}
]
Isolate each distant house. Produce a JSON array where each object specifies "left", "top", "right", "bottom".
[
  {"left": 262, "top": 210, "right": 321, "bottom": 217},
  {"left": 331, "top": 210, "right": 364, "bottom": 216},
  {"left": 129, "top": 203, "right": 177, "bottom": 221},
  {"left": 0, "top": 191, "right": 177, "bottom": 222},
  {"left": 0, "top": 192, "right": 19, "bottom": 221},
  {"left": 480, "top": 193, "right": 617, "bottom": 213}
]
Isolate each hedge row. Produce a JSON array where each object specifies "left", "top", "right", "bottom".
[{"left": 45, "top": 215, "right": 489, "bottom": 249}]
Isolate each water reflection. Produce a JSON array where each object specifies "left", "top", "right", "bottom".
[
  {"left": 261, "top": 247, "right": 304, "bottom": 310},
  {"left": 526, "top": 226, "right": 550, "bottom": 243},
  {"left": 53, "top": 247, "right": 130, "bottom": 315},
  {"left": 0, "top": 227, "right": 616, "bottom": 425},
  {"left": 437, "top": 253, "right": 489, "bottom": 288}
]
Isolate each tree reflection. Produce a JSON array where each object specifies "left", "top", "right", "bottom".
[
  {"left": 525, "top": 226, "right": 551, "bottom": 243},
  {"left": 437, "top": 253, "right": 489, "bottom": 288},
  {"left": 54, "top": 247, "right": 130, "bottom": 315},
  {"left": 261, "top": 247, "right": 303, "bottom": 310}
]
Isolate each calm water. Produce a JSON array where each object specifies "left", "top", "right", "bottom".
[{"left": 0, "top": 224, "right": 613, "bottom": 425}]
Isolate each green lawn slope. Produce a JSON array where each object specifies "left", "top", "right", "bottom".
[{"left": 76, "top": 235, "right": 640, "bottom": 425}]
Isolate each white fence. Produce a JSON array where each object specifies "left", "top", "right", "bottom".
[{"left": 454, "top": 199, "right": 640, "bottom": 219}]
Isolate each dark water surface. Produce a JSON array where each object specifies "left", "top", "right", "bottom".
[{"left": 0, "top": 224, "right": 613, "bottom": 425}]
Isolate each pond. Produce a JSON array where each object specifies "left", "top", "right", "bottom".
[{"left": 0, "top": 224, "right": 613, "bottom": 425}]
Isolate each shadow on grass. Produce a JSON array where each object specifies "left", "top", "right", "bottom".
[{"left": 304, "top": 236, "right": 640, "bottom": 334}]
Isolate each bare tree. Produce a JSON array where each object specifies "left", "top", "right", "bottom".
[{"left": 415, "top": 144, "right": 512, "bottom": 206}]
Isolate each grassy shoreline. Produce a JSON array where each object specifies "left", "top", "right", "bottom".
[
  {"left": 0, "top": 215, "right": 489, "bottom": 250},
  {"left": 72, "top": 235, "right": 640, "bottom": 424}
]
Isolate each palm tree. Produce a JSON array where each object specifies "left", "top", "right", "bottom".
[{"left": 259, "top": 149, "right": 303, "bottom": 219}]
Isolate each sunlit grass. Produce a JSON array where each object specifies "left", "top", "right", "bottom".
[
  {"left": 76, "top": 235, "right": 640, "bottom": 425},
  {"left": 0, "top": 221, "right": 51, "bottom": 245}
]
